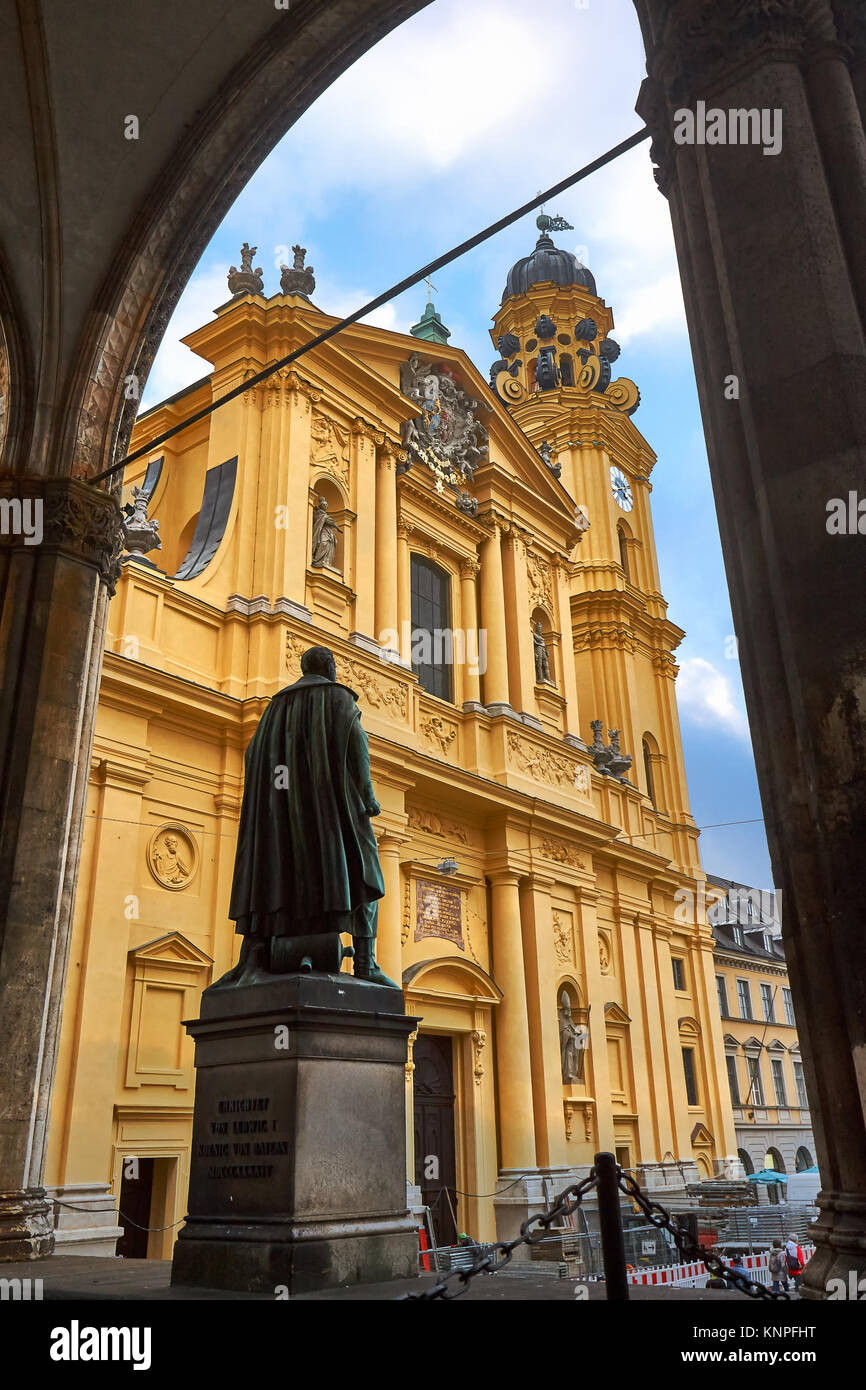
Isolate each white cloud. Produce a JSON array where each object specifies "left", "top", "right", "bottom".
[
  {"left": 140, "top": 266, "right": 227, "bottom": 410},
  {"left": 676, "top": 657, "right": 750, "bottom": 741}
]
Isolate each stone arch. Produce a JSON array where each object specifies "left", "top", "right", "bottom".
[
  {"left": 766, "top": 1146, "right": 786, "bottom": 1174},
  {"left": 796, "top": 1145, "right": 814, "bottom": 1172},
  {"left": 738, "top": 1146, "right": 755, "bottom": 1176},
  {"left": 60, "top": 1, "right": 432, "bottom": 487}
]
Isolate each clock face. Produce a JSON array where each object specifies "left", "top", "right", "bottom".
[{"left": 610, "top": 466, "right": 633, "bottom": 511}]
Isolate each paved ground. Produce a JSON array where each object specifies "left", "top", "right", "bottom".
[{"left": 0, "top": 1255, "right": 810, "bottom": 1303}]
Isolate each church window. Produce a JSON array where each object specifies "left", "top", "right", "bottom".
[
  {"left": 617, "top": 523, "right": 630, "bottom": 580},
  {"left": 642, "top": 738, "right": 656, "bottom": 807},
  {"left": 682, "top": 1047, "right": 699, "bottom": 1105},
  {"left": 410, "top": 555, "right": 453, "bottom": 702},
  {"left": 559, "top": 353, "right": 574, "bottom": 386}
]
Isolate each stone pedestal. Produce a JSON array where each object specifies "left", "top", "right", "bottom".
[
  {"left": 47, "top": 1184, "right": 123, "bottom": 1256},
  {"left": 171, "top": 973, "right": 418, "bottom": 1294}
]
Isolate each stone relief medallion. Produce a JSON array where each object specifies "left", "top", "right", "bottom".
[
  {"left": 148, "top": 823, "right": 199, "bottom": 891},
  {"left": 598, "top": 933, "right": 612, "bottom": 975},
  {"left": 415, "top": 878, "right": 464, "bottom": 950},
  {"left": 400, "top": 356, "right": 488, "bottom": 494}
]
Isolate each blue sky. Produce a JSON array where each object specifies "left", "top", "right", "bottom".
[{"left": 142, "top": 0, "right": 773, "bottom": 889}]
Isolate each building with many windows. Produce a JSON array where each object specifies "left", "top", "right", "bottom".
[
  {"left": 43, "top": 222, "right": 738, "bottom": 1257},
  {"left": 708, "top": 875, "right": 815, "bottom": 1195}
]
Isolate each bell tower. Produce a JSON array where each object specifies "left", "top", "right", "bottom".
[{"left": 489, "top": 216, "right": 699, "bottom": 869}]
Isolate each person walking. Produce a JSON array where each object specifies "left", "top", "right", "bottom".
[
  {"left": 768, "top": 1240, "right": 789, "bottom": 1294},
  {"left": 785, "top": 1233, "right": 805, "bottom": 1290}
]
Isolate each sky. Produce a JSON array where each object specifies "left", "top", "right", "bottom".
[{"left": 141, "top": 0, "right": 773, "bottom": 890}]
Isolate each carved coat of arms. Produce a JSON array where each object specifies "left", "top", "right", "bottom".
[{"left": 400, "top": 357, "right": 488, "bottom": 494}]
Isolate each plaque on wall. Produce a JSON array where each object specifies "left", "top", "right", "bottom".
[{"left": 415, "top": 879, "right": 464, "bottom": 950}]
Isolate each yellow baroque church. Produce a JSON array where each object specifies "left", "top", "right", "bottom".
[{"left": 44, "top": 222, "right": 737, "bottom": 1258}]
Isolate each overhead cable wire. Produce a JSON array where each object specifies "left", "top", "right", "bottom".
[{"left": 92, "top": 126, "right": 651, "bottom": 486}]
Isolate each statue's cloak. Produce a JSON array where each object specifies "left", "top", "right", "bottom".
[{"left": 229, "top": 674, "right": 384, "bottom": 937}]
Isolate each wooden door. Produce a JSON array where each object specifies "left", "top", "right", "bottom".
[{"left": 413, "top": 1034, "right": 458, "bottom": 1247}]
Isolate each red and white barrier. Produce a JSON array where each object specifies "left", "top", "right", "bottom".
[{"left": 627, "top": 1245, "right": 814, "bottom": 1289}]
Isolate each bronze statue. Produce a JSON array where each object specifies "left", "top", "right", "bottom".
[{"left": 217, "top": 645, "right": 397, "bottom": 989}]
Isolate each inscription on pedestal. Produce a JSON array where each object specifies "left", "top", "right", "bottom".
[{"left": 195, "top": 1095, "right": 290, "bottom": 1180}]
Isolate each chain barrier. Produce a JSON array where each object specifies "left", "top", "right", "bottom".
[
  {"left": 401, "top": 1160, "right": 790, "bottom": 1301},
  {"left": 617, "top": 1172, "right": 789, "bottom": 1301},
  {"left": 398, "top": 1172, "right": 600, "bottom": 1300}
]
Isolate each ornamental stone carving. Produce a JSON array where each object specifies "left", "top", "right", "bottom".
[
  {"left": 148, "top": 824, "right": 199, "bottom": 891},
  {"left": 0, "top": 476, "right": 125, "bottom": 595},
  {"left": 526, "top": 550, "right": 553, "bottom": 612},
  {"left": 506, "top": 730, "right": 580, "bottom": 792},
  {"left": 122, "top": 486, "right": 162, "bottom": 558},
  {"left": 310, "top": 413, "right": 350, "bottom": 489},
  {"left": 407, "top": 807, "right": 469, "bottom": 844},
  {"left": 280, "top": 245, "right": 315, "bottom": 298},
  {"left": 338, "top": 657, "right": 409, "bottom": 720},
  {"left": 552, "top": 910, "right": 574, "bottom": 965},
  {"left": 599, "top": 933, "right": 612, "bottom": 975},
  {"left": 400, "top": 356, "right": 488, "bottom": 494},
  {"left": 471, "top": 1030, "right": 487, "bottom": 1086},
  {"left": 539, "top": 838, "right": 588, "bottom": 870},
  {"left": 227, "top": 242, "right": 264, "bottom": 298},
  {"left": 419, "top": 716, "right": 458, "bottom": 756}
]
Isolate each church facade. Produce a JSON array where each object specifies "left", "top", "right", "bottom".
[{"left": 44, "top": 225, "right": 736, "bottom": 1256}]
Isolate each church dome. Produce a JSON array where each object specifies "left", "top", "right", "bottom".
[{"left": 502, "top": 215, "right": 596, "bottom": 302}]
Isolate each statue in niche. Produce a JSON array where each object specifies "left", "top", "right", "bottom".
[
  {"left": 310, "top": 495, "right": 341, "bottom": 569},
  {"left": 533, "top": 621, "right": 551, "bottom": 683},
  {"left": 559, "top": 991, "right": 588, "bottom": 1083}
]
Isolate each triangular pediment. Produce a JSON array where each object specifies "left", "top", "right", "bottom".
[
  {"left": 129, "top": 932, "right": 212, "bottom": 968},
  {"left": 604, "top": 1001, "right": 631, "bottom": 1024},
  {"left": 691, "top": 1123, "right": 714, "bottom": 1146}
]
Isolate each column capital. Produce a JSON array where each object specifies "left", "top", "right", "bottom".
[
  {"left": 0, "top": 474, "right": 125, "bottom": 595},
  {"left": 486, "top": 867, "right": 523, "bottom": 889},
  {"left": 460, "top": 556, "right": 480, "bottom": 579}
]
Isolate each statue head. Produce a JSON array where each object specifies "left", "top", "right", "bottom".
[
  {"left": 301, "top": 646, "right": 337, "bottom": 683},
  {"left": 317, "top": 496, "right": 328, "bottom": 511}
]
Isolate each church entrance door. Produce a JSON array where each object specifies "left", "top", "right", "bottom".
[{"left": 414, "top": 1033, "right": 458, "bottom": 1248}]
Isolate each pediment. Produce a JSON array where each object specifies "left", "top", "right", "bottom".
[
  {"left": 604, "top": 1001, "right": 631, "bottom": 1024},
  {"left": 691, "top": 1123, "right": 714, "bottom": 1146},
  {"left": 129, "top": 932, "right": 213, "bottom": 969}
]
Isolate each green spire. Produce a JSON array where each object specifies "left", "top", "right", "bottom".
[{"left": 410, "top": 298, "right": 451, "bottom": 346}]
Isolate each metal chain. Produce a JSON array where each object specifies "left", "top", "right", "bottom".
[
  {"left": 400, "top": 1164, "right": 791, "bottom": 1301},
  {"left": 617, "top": 1171, "right": 790, "bottom": 1301},
  {"left": 398, "top": 1171, "right": 600, "bottom": 1300}
]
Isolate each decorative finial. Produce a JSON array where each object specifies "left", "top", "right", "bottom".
[
  {"left": 280, "top": 244, "right": 316, "bottom": 298},
  {"left": 122, "top": 486, "right": 162, "bottom": 560},
  {"left": 536, "top": 211, "right": 575, "bottom": 237},
  {"left": 227, "top": 242, "right": 264, "bottom": 298}
]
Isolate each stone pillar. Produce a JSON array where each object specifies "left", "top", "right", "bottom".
[
  {"left": 0, "top": 476, "right": 124, "bottom": 1259},
  {"left": 374, "top": 440, "right": 399, "bottom": 657},
  {"left": 478, "top": 518, "right": 511, "bottom": 712},
  {"left": 375, "top": 831, "right": 405, "bottom": 989},
  {"left": 350, "top": 420, "right": 380, "bottom": 645},
  {"left": 519, "top": 875, "right": 570, "bottom": 1170},
  {"left": 397, "top": 520, "right": 414, "bottom": 665},
  {"left": 459, "top": 558, "right": 482, "bottom": 706},
  {"left": 635, "top": 0, "right": 866, "bottom": 1294},
  {"left": 488, "top": 872, "right": 536, "bottom": 1170},
  {"left": 501, "top": 528, "right": 536, "bottom": 718},
  {"left": 555, "top": 557, "right": 582, "bottom": 743}
]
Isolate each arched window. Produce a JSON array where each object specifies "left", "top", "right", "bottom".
[
  {"left": 410, "top": 555, "right": 453, "bottom": 701},
  {"left": 765, "top": 1146, "right": 786, "bottom": 1173},
  {"left": 643, "top": 738, "right": 656, "bottom": 807},
  {"left": 617, "top": 522, "right": 630, "bottom": 580},
  {"left": 738, "top": 1147, "right": 755, "bottom": 1176},
  {"left": 795, "top": 1146, "right": 813, "bottom": 1173},
  {"left": 559, "top": 353, "right": 574, "bottom": 387}
]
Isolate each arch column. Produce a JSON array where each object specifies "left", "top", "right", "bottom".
[{"left": 636, "top": 0, "right": 866, "bottom": 1295}]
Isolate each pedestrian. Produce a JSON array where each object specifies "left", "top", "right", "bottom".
[
  {"left": 725, "top": 1253, "right": 749, "bottom": 1290},
  {"left": 785, "top": 1233, "right": 805, "bottom": 1289},
  {"left": 768, "top": 1240, "right": 789, "bottom": 1294}
]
